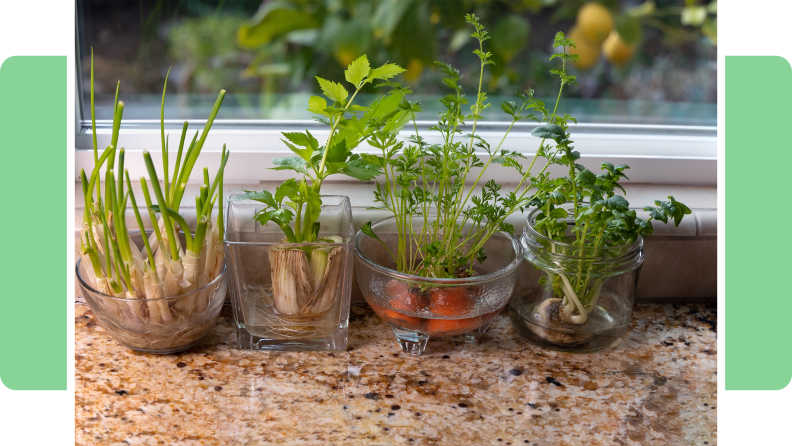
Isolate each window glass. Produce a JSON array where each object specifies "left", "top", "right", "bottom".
[{"left": 78, "top": 0, "right": 717, "bottom": 126}]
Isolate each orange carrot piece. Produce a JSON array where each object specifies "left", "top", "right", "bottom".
[
  {"left": 428, "top": 287, "right": 471, "bottom": 316},
  {"left": 368, "top": 300, "right": 424, "bottom": 330},
  {"left": 424, "top": 316, "right": 481, "bottom": 336},
  {"left": 388, "top": 280, "right": 428, "bottom": 313}
]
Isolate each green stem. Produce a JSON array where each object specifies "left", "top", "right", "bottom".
[
  {"left": 139, "top": 178, "right": 164, "bottom": 247},
  {"left": 217, "top": 169, "right": 225, "bottom": 242},
  {"left": 172, "top": 121, "right": 188, "bottom": 197},
  {"left": 126, "top": 171, "right": 157, "bottom": 273},
  {"left": 171, "top": 130, "right": 199, "bottom": 204},
  {"left": 173, "top": 90, "right": 226, "bottom": 211},
  {"left": 160, "top": 68, "right": 171, "bottom": 203},
  {"left": 162, "top": 207, "right": 194, "bottom": 252},
  {"left": 143, "top": 151, "right": 181, "bottom": 261},
  {"left": 313, "top": 87, "right": 361, "bottom": 192}
]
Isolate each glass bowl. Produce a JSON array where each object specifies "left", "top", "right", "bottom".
[
  {"left": 76, "top": 232, "right": 227, "bottom": 354},
  {"left": 354, "top": 216, "right": 522, "bottom": 355}
]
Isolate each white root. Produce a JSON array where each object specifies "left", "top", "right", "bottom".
[
  {"left": 559, "top": 274, "right": 588, "bottom": 324},
  {"left": 586, "top": 279, "right": 604, "bottom": 314}
]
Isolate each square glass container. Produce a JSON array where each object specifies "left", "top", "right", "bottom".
[{"left": 225, "top": 193, "right": 353, "bottom": 351}]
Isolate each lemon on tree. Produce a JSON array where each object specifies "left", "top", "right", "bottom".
[
  {"left": 576, "top": 2, "right": 613, "bottom": 44},
  {"left": 567, "top": 26, "right": 600, "bottom": 69},
  {"left": 603, "top": 15, "right": 642, "bottom": 66}
]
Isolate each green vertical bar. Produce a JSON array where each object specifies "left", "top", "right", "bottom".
[
  {"left": 0, "top": 56, "right": 67, "bottom": 390},
  {"left": 726, "top": 56, "right": 792, "bottom": 390}
]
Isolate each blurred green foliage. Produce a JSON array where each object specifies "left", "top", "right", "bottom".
[{"left": 82, "top": 0, "right": 716, "bottom": 121}]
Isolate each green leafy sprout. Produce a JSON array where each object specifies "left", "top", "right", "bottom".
[
  {"left": 359, "top": 15, "right": 691, "bottom": 302},
  {"left": 361, "top": 15, "right": 582, "bottom": 279},
  {"left": 241, "top": 56, "right": 409, "bottom": 243}
]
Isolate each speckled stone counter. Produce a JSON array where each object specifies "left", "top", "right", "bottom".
[{"left": 75, "top": 303, "right": 717, "bottom": 446}]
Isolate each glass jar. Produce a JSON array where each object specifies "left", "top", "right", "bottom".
[
  {"left": 509, "top": 208, "right": 644, "bottom": 353},
  {"left": 76, "top": 232, "right": 227, "bottom": 354},
  {"left": 355, "top": 216, "right": 522, "bottom": 355},
  {"left": 225, "top": 194, "right": 354, "bottom": 351}
]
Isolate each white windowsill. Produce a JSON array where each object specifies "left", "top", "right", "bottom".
[{"left": 75, "top": 120, "right": 717, "bottom": 186}]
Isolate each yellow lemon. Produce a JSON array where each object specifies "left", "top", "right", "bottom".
[
  {"left": 576, "top": 2, "right": 613, "bottom": 45},
  {"left": 334, "top": 49, "right": 357, "bottom": 67},
  {"left": 567, "top": 26, "right": 600, "bottom": 70},
  {"left": 404, "top": 58, "right": 423, "bottom": 82},
  {"left": 602, "top": 30, "right": 635, "bottom": 66}
]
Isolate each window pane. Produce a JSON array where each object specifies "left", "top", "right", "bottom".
[{"left": 78, "top": 0, "right": 717, "bottom": 126}]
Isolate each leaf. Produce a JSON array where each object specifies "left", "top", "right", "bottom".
[
  {"left": 606, "top": 195, "right": 630, "bottom": 210},
  {"left": 549, "top": 208, "right": 568, "bottom": 219},
  {"left": 255, "top": 207, "right": 294, "bottom": 226},
  {"left": 281, "top": 139, "right": 313, "bottom": 162},
  {"left": 531, "top": 124, "right": 566, "bottom": 141},
  {"left": 660, "top": 196, "right": 692, "bottom": 227},
  {"left": 359, "top": 153, "right": 385, "bottom": 168},
  {"left": 361, "top": 221, "right": 385, "bottom": 243},
  {"left": 282, "top": 131, "right": 319, "bottom": 151},
  {"left": 325, "top": 139, "right": 349, "bottom": 164},
  {"left": 645, "top": 206, "right": 668, "bottom": 224},
  {"left": 636, "top": 218, "right": 654, "bottom": 236},
  {"left": 243, "top": 190, "right": 277, "bottom": 208},
  {"left": 237, "top": 2, "right": 317, "bottom": 48},
  {"left": 307, "top": 96, "right": 329, "bottom": 116},
  {"left": 316, "top": 77, "right": 348, "bottom": 104},
  {"left": 576, "top": 169, "right": 597, "bottom": 186},
  {"left": 614, "top": 14, "right": 643, "bottom": 45},
  {"left": 274, "top": 179, "right": 297, "bottom": 204},
  {"left": 549, "top": 190, "right": 566, "bottom": 205},
  {"left": 345, "top": 55, "right": 371, "bottom": 87},
  {"left": 490, "top": 16, "right": 530, "bottom": 62},
  {"left": 271, "top": 156, "right": 308, "bottom": 174},
  {"left": 342, "top": 159, "right": 382, "bottom": 181},
  {"left": 368, "top": 63, "right": 406, "bottom": 81}
]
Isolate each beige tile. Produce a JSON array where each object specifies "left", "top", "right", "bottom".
[
  {"left": 698, "top": 211, "right": 717, "bottom": 236},
  {"left": 636, "top": 239, "right": 717, "bottom": 299}
]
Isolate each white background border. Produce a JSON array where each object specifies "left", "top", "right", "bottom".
[
  {"left": 2, "top": 1, "right": 787, "bottom": 444},
  {"left": 0, "top": 1, "right": 75, "bottom": 445},
  {"left": 717, "top": 1, "right": 792, "bottom": 444}
]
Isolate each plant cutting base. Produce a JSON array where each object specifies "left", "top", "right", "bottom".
[
  {"left": 528, "top": 298, "right": 595, "bottom": 345},
  {"left": 508, "top": 292, "right": 630, "bottom": 353}
]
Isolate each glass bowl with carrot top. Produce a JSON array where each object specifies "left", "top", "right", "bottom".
[{"left": 355, "top": 217, "right": 522, "bottom": 355}]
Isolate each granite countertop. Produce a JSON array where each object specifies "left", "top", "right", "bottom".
[{"left": 75, "top": 303, "right": 717, "bottom": 446}]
